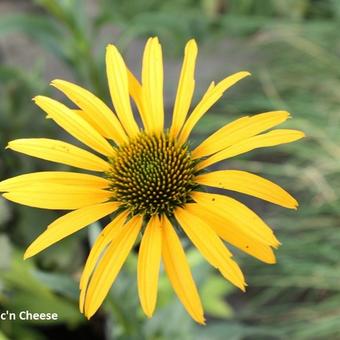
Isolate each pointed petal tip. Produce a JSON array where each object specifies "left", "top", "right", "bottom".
[
  {"left": 268, "top": 257, "right": 277, "bottom": 265},
  {"left": 291, "top": 201, "right": 299, "bottom": 210},
  {"left": 50, "top": 79, "right": 63, "bottom": 87},
  {"left": 241, "top": 71, "right": 251, "bottom": 77},
  {"left": 33, "top": 95, "right": 47, "bottom": 104},
  {"left": 23, "top": 250, "right": 32, "bottom": 260},
  {"left": 186, "top": 38, "right": 198, "bottom": 49},
  {"left": 273, "top": 240, "right": 282, "bottom": 249},
  {"left": 145, "top": 311, "right": 154, "bottom": 319},
  {"left": 106, "top": 44, "right": 118, "bottom": 55},
  {"left": 84, "top": 308, "right": 94, "bottom": 320},
  {"left": 197, "top": 316, "right": 206, "bottom": 325}
]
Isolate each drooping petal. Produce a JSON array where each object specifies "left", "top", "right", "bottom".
[
  {"left": 6, "top": 138, "right": 110, "bottom": 172},
  {"left": 174, "top": 206, "right": 246, "bottom": 291},
  {"left": 0, "top": 171, "right": 109, "bottom": 192},
  {"left": 170, "top": 39, "right": 198, "bottom": 138},
  {"left": 185, "top": 203, "right": 276, "bottom": 264},
  {"left": 178, "top": 72, "right": 251, "bottom": 143},
  {"left": 24, "top": 202, "right": 120, "bottom": 259},
  {"left": 161, "top": 215, "right": 205, "bottom": 324},
  {"left": 3, "top": 184, "right": 112, "bottom": 210},
  {"left": 192, "top": 111, "right": 290, "bottom": 159},
  {"left": 51, "top": 80, "right": 127, "bottom": 145},
  {"left": 106, "top": 44, "right": 139, "bottom": 137},
  {"left": 138, "top": 216, "right": 162, "bottom": 318},
  {"left": 84, "top": 215, "right": 143, "bottom": 319},
  {"left": 191, "top": 191, "right": 280, "bottom": 247},
  {"left": 197, "top": 129, "right": 305, "bottom": 170},
  {"left": 79, "top": 210, "right": 129, "bottom": 311},
  {"left": 196, "top": 170, "right": 298, "bottom": 209},
  {"left": 34, "top": 96, "right": 115, "bottom": 157},
  {"left": 142, "top": 37, "right": 164, "bottom": 133}
]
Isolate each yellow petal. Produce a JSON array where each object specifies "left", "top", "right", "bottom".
[
  {"left": 3, "top": 184, "right": 112, "bottom": 210},
  {"left": 198, "top": 129, "right": 305, "bottom": 170},
  {"left": 186, "top": 203, "right": 276, "bottom": 264},
  {"left": 84, "top": 215, "right": 143, "bottom": 319},
  {"left": 196, "top": 170, "right": 298, "bottom": 209},
  {"left": 24, "top": 202, "right": 120, "bottom": 259},
  {"left": 192, "top": 111, "right": 290, "bottom": 159},
  {"left": 138, "top": 216, "right": 162, "bottom": 318},
  {"left": 34, "top": 96, "right": 115, "bottom": 157},
  {"left": 79, "top": 210, "right": 129, "bottom": 312},
  {"left": 191, "top": 191, "right": 280, "bottom": 247},
  {"left": 174, "top": 206, "right": 246, "bottom": 291},
  {"left": 142, "top": 37, "right": 164, "bottom": 133},
  {"left": 73, "top": 109, "right": 108, "bottom": 138},
  {"left": 51, "top": 80, "right": 127, "bottom": 145},
  {"left": 79, "top": 210, "right": 129, "bottom": 289},
  {"left": 170, "top": 39, "right": 198, "bottom": 138},
  {"left": 161, "top": 215, "right": 205, "bottom": 324},
  {"left": 127, "top": 69, "right": 148, "bottom": 129},
  {"left": 178, "top": 71, "right": 251, "bottom": 143},
  {"left": 0, "top": 171, "right": 109, "bottom": 192},
  {"left": 6, "top": 138, "right": 110, "bottom": 172},
  {"left": 106, "top": 44, "right": 140, "bottom": 137}
]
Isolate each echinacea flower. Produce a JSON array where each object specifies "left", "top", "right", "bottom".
[{"left": 0, "top": 37, "right": 304, "bottom": 324}]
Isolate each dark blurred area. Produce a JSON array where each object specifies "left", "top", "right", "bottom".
[{"left": 0, "top": 0, "right": 340, "bottom": 339}]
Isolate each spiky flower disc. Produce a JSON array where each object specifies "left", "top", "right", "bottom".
[
  {"left": 107, "top": 132, "right": 197, "bottom": 216},
  {"left": 0, "top": 37, "right": 304, "bottom": 324}
]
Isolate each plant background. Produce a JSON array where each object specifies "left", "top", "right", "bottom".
[{"left": 0, "top": 0, "right": 339, "bottom": 339}]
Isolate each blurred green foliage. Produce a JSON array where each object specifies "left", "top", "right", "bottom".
[{"left": 0, "top": 0, "right": 340, "bottom": 339}]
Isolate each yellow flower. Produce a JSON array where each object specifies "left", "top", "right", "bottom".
[{"left": 0, "top": 37, "right": 304, "bottom": 324}]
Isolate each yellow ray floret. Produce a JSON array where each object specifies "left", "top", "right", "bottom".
[
  {"left": 196, "top": 170, "right": 297, "bottom": 209},
  {"left": 73, "top": 109, "right": 110, "bottom": 139},
  {"left": 175, "top": 206, "right": 246, "bottom": 291},
  {"left": 127, "top": 69, "right": 147, "bottom": 127},
  {"left": 178, "top": 71, "right": 251, "bottom": 143},
  {"left": 187, "top": 204, "right": 276, "bottom": 264},
  {"left": 197, "top": 129, "right": 305, "bottom": 170},
  {"left": 192, "top": 191, "right": 280, "bottom": 247},
  {"left": 192, "top": 110, "right": 290, "bottom": 159},
  {"left": 6, "top": 138, "right": 111, "bottom": 172},
  {"left": 79, "top": 210, "right": 129, "bottom": 311},
  {"left": 0, "top": 171, "right": 109, "bottom": 192},
  {"left": 161, "top": 216, "right": 205, "bottom": 324},
  {"left": 3, "top": 184, "right": 113, "bottom": 210},
  {"left": 24, "top": 202, "right": 120, "bottom": 259},
  {"left": 51, "top": 80, "right": 128, "bottom": 145},
  {"left": 142, "top": 37, "right": 164, "bottom": 133},
  {"left": 170, "top": 39, "right": 198, "bottom": 138},
  {"left": 138, "top": 216, "right": 162, "bottom": 318},
  {"left": 106, "top": 44, "right": 140, "bottom": 137},
  {"left": 34, "top": 96, "right": 115, "bottom": 157},
  {"left": 84, "top": 215, "right": 143, "bottom": 319}
]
